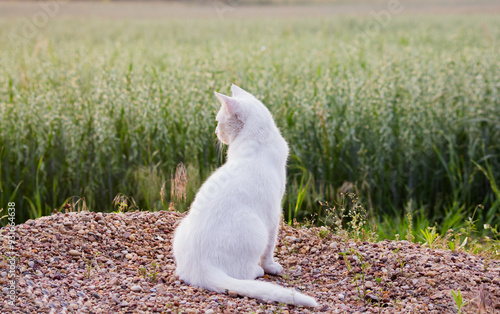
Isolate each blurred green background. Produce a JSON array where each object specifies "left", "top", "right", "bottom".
[{"left": 0, "top": 1, "right": 499, "bottom": 240}]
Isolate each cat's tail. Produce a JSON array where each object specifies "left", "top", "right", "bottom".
[{"left": 206, "top": 269, "right": 318, "bottom": 307}]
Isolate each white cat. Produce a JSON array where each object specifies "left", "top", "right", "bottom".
[{"left": 172, "top": 84, "right": 317, "bottom": 307}]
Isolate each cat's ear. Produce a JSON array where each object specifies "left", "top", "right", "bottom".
[
  {"left": 231, "top": 84, "right": 249, "bottom": 98},
  {"left": 214, "top": 92, "right": 238, "bottom": 115}
]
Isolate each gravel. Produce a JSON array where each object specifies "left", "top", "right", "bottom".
[{"left": 1, "top": 210, "right": 499, "bottom": 313}]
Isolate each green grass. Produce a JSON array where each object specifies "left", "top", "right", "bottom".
[{"left": 0, "top": 16, "right": 499, "bottom": 240}]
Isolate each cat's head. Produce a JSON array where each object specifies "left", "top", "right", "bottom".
[{"left": 214, "top": 84, "right": 273, "bottom": 145}]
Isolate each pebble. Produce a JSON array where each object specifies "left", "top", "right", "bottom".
[
  {"left": 130, "top": 285, "right": 142, "bottom": 292},
  {"left": 425, "top": 271, "right": 438, "bottom": 277},
  {"left": 77, "top": 292, "right": 87, "bottom": 298},
  {"left": 68, "top": 250, "right": 80, "bottom": 256}
]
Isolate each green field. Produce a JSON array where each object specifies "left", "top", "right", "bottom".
[{"left": 0, "top": 3, "right": 499, "bottom": 241}]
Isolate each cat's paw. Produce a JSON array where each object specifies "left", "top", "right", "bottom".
[
  {"left": 253, "top": 266, "right": 265, "bottom": 279},
  {"left": 262, "top": 262, "right": 283, "bottom": 275}
]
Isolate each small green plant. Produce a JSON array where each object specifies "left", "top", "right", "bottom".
[
  {"left": 339, "top": 250, "right": 352, "bottom": 272},
  {"left": 319, "top": 193, "right": 375, "bottom": 242},
  {"left": 112, "top": 194, "right": 139, "bottom": 213},
  {"left": 394, "top": 248, "right": 407, "bottom": 272},
  {"left": 138, "top": 262, "right": 160, "bottom": 282},
  {"left": 405, "top": 210, "right": 415, "bottom": 243},
  {"left": 138, "top": 266, "right": 147, "bottom": 277},
  {"left": 317, "top": 226, "right": 329, "bottom": 239},
  {"left": 451, "top": 289, "right": 469, "bottom": 314},
  {"left": 420, "top": 227, "right": 439, "bottom": 249},
  {"left": 340, "top": 249, "right": 370, "bottom": 303},
  {"left": 82, "top": 252, "right": 100, "bottom": 279},
  {"left": 353, "top": 250, "right": 369, "bottom": 303},
  {"left": 148, "top": 262, "right": 159, "bottom": 282}
]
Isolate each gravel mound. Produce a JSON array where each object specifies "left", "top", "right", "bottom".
[{"left": 1, "top": 210, "right": 499, "bottom": 313}]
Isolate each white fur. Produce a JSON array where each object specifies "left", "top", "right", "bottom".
[{"left": 172, "top": 84, "right": 317, "bottom": 307}]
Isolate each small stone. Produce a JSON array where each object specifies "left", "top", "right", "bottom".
[
  {"left": 125, "top": 253, "right": 133, "bottom": 259},
  {"left": 69, "top": 303, "right": 79, "bottom": 310},
  {"left": 69, "top": 250, "right": 80, "bottom": 256},
  {"left": 154, "top": 284, "right": 166, "bottom": 295},
  {"left": 425, "top": 271, "right": 437, "bottom": 277},
  {"left": 28, "top": 261, "right": 35, "bottom": 268},
  {"left": 365, "top": 294, "right": 380, "bottom": 302},
  {"left": 228, "top": 290, "right": 238, "bottom": 298},
  {"left": 77, "top": 292, "right": 87, "bottom": 298},
  {"left": 130, "top": 285, "right": 142, "bottom": 292},
  {"left": 205, "top": 310, "right": 215, "bottom": 314},
  {"left": 285, "top": 236, "right": 300, "bottom": 243}
]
